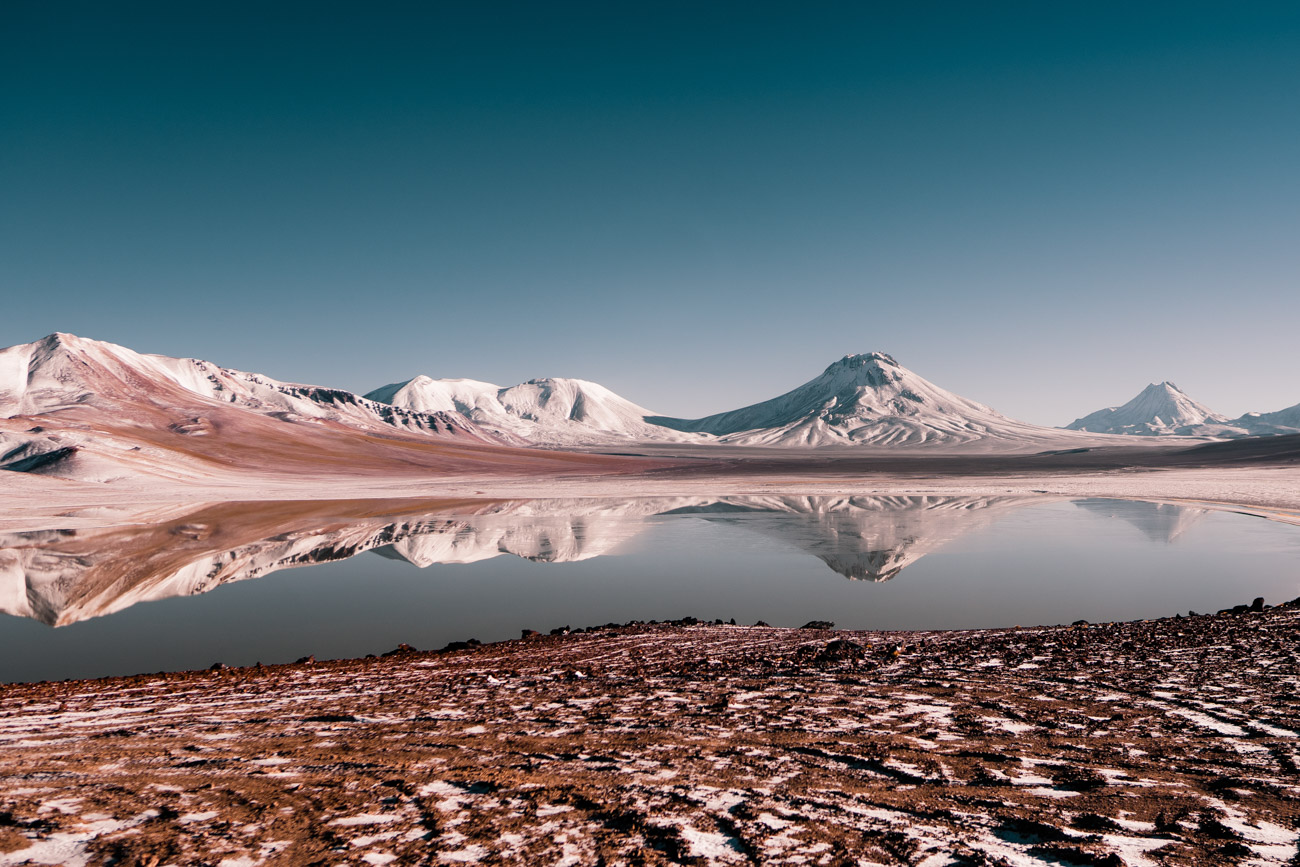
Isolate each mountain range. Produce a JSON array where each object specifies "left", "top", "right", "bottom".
[
  {"left": 0, "top": 333, "right": 639, "bottom": 483},
  {"left": 368, "top": 351, "right": 1096, "bottom": 449},
  {"left": 1066, "top": 381, "right": 1300, "bottom": 438},
  {"left": 1, "top": 332, "right": 1297, "bottom": 485}
]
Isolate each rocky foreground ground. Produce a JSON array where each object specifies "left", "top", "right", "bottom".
[{"left": 0, "top": 605, "right": 1297, "bottom": 866}]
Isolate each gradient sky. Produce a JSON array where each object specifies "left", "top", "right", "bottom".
[{"left": 3, "top": 2, "right": 1298, "bottom": 425}]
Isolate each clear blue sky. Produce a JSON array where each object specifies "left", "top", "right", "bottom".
[{"left": 3, "top": 1, "right": 1298, "bottom": 424}]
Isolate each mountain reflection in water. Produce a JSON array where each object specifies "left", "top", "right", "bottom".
[{"left": 0, "top": 495, "right": 1230, "bottom": 627}]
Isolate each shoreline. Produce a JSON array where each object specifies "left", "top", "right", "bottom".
[
  {"left": 3, "top": 463, "right": 1300, "bottom": 533},
  {"left": 4, "top": 593, "right": 1295, "bottom": 689}
]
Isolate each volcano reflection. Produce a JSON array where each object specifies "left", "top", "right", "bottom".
[{"left": 0, "top": 494, "right": 1218, "bottom": 626}]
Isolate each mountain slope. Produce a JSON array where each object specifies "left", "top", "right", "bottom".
[
  {"left": 1065, "top": 382, "right": 1300, "bottom": 439},
  {"left": 0, "top": 334, "right": 658, "bottom": 484},
  {"left": 367, "top": 375, "right": 702, "bottom": 445},
  {"left": 1065, "top": 382, "right": 1228, "bottom": 436},
  {"left": 1226, "top": 402, "right": 1300, "bottom": 438},
  {"left": 652, "top": 353, "right": 1090, "bottom": 448},
  {"left": 0, "top": 333, "right": 488, "bottom": 439}
]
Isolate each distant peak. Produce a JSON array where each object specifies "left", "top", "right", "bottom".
[
  {"left": 1145, "top": 380, "right": 1183, "bottom": 393},
  {"left": 822, "top": 352, "right": 899, "bottom": 375},
  {"left": 39, "top": 331, "right": 85, "bottom": 347}
]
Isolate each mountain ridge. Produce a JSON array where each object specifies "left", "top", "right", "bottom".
[
  {"left": 649, "top": 352, "right": 1100, "bottom": 448},
  {"left": 4, "top": 332, "right": 1297, "bottom": 484},
  {"left": 1065, "top": 381, "right": 1300, "bottom": 439},
  {"left": 365, "top": 374, "right": 702, "bottom": 446},
  {"left": 0, "top": 333, "right": 645, "bottom": 484}
]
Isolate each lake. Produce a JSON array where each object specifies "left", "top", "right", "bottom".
[{"left": 1, "top": 495, "right": 1297, "bottom": 682}]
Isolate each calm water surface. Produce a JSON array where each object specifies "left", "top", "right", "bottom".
[{"left": 0, "top": 495, "right": 1296, "bottom": 682}]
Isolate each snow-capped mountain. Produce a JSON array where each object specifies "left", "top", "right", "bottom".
[
  {"left": 652, "top": 353, "right": 1089, "bottom": 448},
  {"left": 366, "top": 375, "right": 702, "bottom": 445},
  {"left": 0, "top": 333, "right": 488, "bottom": 438},
  {"left": 1225, "top": 402, "right": 1300, "bottom": 438},
  {"left": 1065, "top": 382, "right": 1300, "bottom": 439},
  {"left": 0, "top": 334, "right": 623, "bottom": 484},
  {"left": 1064, "top": 382, "right": 1228, "bottom": 436}
]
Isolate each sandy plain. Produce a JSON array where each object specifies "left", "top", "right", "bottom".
[{"left": 2, "top": 436, "right": 1299, "bottom": 533}]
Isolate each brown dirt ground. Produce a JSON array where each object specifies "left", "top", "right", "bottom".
[{"left": 0, "top": 607, "right": 1297, "bottom": 866}]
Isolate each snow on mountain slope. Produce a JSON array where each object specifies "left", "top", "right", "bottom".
[
  {"left": 1065, "top": 382, "right": 1228, "bottom": 436},
  {"left": 1226, "top": 402, "right": 1300, "bottom": 438},
  {"left": 366, "top": 375, "right": 703, "bottom": 445},
  {"left": 651, "top": 353, "right": 1089, "bottom": 448},
  {"left": 1064, "top": 382, "right": 1300, "bottom": 439},
  {"left": 0, "top": 334, "right": 663, "bottom": 485},
  {"left": 0, "top": 333, "right": 489, "bottom": 439}
]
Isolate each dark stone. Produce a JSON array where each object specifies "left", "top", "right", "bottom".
[
  {"left": 1250, "top": 596, "right": 1265, "bottom": 612},
  {"left": 1218, "top": 842, "right": 1253, "bottom": 857},
  {"left": 799, "top": 620, "right": 835, "bottom": 630},
  {"left": 1070, "top": 813, "right": 1123, "bottom": 833},
  {"left": 521, "top": 629, "right": 541, "bottom": 639},
  {"left": 753, "top": 620, "right": 770, "bottom": 627},
  {"left": 1027, "top": 847, "right": 1125, "bottom": 867},
  {"left": 1052, "top": 764, "right": 1108, "bottom": 791},
  {"left": 1199, "top": 817, "right": 1244, "bottom": 840},
  {"left": 295, "top": 655, "right": 315, "bottom": 665}
]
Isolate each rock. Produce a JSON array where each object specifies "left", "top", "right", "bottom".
[
  {"left": 208, "top": 662, "right": 227, "bottom": 671},
  {"left": 753, "top": 620, "right": 770, "bottom": 627},
  {"left": 793, "top": 638, "right": 868, "bottom": 666},
  {"left": 295, "top": 655, "right": 315, "bottom": 665},
  {"left": 1070, "top": 813, "right": 1123, "bottom": 833},
  {"left": 550, "top": 626, "right": 571, "bottom": 635},
  {"left": 382, "top": 643, "right": 419, "bottom": 657},
  {"left": 799, "top": 620, "right": 835, "bottom": 630},
  {"left": 1250, "top": 596, "right": 1265, "bottom": 612},
  {"left": 821, "top": 638, "right": 867, "bottom": 661},
  {"left": 521, "top": 629, "right": 541, "bottom": 639}
]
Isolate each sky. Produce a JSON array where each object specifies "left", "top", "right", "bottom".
[{"left": 2, "top": 1, "right": 1298, "bottom": 425}]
